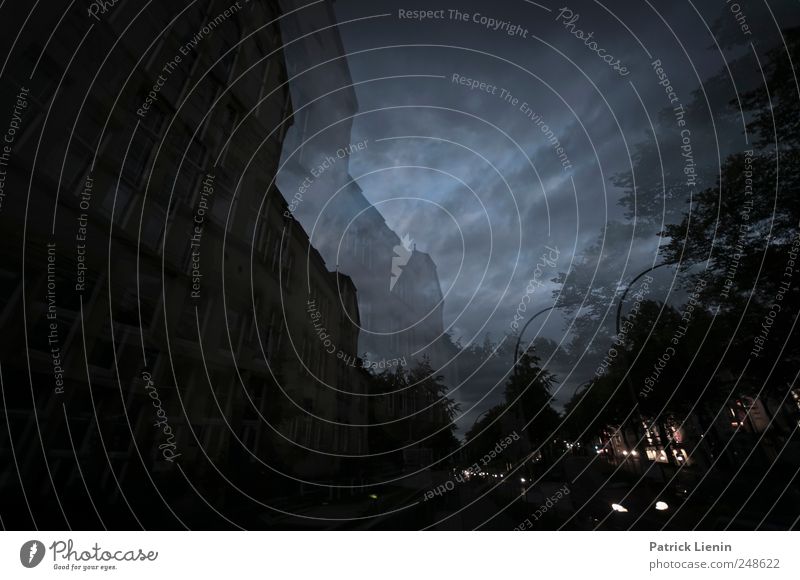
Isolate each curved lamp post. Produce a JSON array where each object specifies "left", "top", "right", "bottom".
[
  {"left": 615, "top": 262, "right": 671, "bottom": 336},
  {"left": 514, "top": 305, "right": 557, "bottom": 365},
  {"left": 614, "top": 261, "right": 674, "bottom": 475}
]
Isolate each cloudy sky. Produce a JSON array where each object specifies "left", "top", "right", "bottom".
[
  {"left": 329, "top": 0, "right": 789, "bottom": 335},
  {"left": 307, "top": 0, "right": 800, "bottom": 425}
]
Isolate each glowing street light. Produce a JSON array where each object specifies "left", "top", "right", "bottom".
[
  {"left": 655, "top": 501, "right": 669, "bottom": 511},
  {"left": 611, "top": 503, "right": 628, "bottom": 513}
]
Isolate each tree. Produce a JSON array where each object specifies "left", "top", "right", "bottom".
[
  {"left": 406, "top": 356, "right": 461, "bottom": 462},
  {"left": 505, "top": 349, "right": 561, "bottom": 452},
  {"left": 661, "top": 27, "right": 800, "bottom": 398}
]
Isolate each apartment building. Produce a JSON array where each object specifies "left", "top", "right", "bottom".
[{"left": 0, "top": 0, "right": 368, "bottom": 528}]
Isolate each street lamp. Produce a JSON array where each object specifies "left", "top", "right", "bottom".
[
  {"left": 612, "top": 263, "right": 673, "bottom": 477},
  {"left": 469, "top": 408, "right": 490, "bottom": 432},
  {"left": 615, "top": 262, "right": 671, "bottom": 336},
  {"left": 514, "top": 305, "right": 557, "bottom": 364}
]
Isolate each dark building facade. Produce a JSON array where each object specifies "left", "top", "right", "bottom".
[{"left": 0, "top": 0, "right": 370, "bottom": 529}]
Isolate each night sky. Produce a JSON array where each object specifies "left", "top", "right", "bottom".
[{"left": 295, "top": 0, "right": 800, "bottom": 425}]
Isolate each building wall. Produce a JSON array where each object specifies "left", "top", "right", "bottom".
[{"left": 0, "top": 0, "right": 367, "bottom": 528}]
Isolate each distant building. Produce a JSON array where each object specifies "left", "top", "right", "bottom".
[
  {"left": 276, "top": 0, "right": 460, "bottom": 377},
  {"left": 276, "top": 0, "right": 462, "bottom": 470}
]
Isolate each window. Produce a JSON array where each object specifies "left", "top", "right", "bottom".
[
  {"left": 0, "top": 267, "right": 21, "bottom": 322},
  {"left": 221, "top": 307, "right": 245, "bottom": 351},
  {"left": 140, "top": 214, "right": 164, "bottom": 249},
  {"left": 219, "top": 49, "right": 237, "bottom": 85},
  {"left": 361, "top": 301, "right": 372, "bottom": 330},
  {"left": 256, "top": 220, "right": 269, "bottom": 257},
  {"left": 266, "top": 310, "right": 283, "bottom": 360},
  {"left": 177, "top": 304, "right": 201, "bottom": 341},
  {"left": 188, "top": 135, "right": 208, "bottom": 168},
  {"left": 300, "top": 335, "right": 309, "bottom": 369},
  {"left": 269, "top": 232, "right": 281, "bottom": 273},
  {"left": 174, "top": 163, "right": 199, "bottom": 206},
  {"left": 88, "top": 339, "right": 116, "bottom": 369},
  {"left": 102, "top": 181, "right": 134, "bottom": 225},
  {"left": 192, "top": 84, "right": 220, "bottom": 135},
  {"left": 62, "top": 138, "right": 93, "bottom": 196},
  {"left": 141, "top": 102, "right": 168, "bottom": 136},
  {"left": 123, "top": 129, "right": 156, "bottom": 185},
  {"left": 117, "top": 275, "right": 160, "bottom": 328},
  {"left": 218, "top": 104, "right": 239, "bottom": 166},
  {"left": 210, "top": 183, "right": 236, "bottom": 225},
  {"left": 256, "top": 59, "right": 274, "bottom": 120},
  {"left": 280, "top": 250, "right": 293, "bottom": 288}
]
